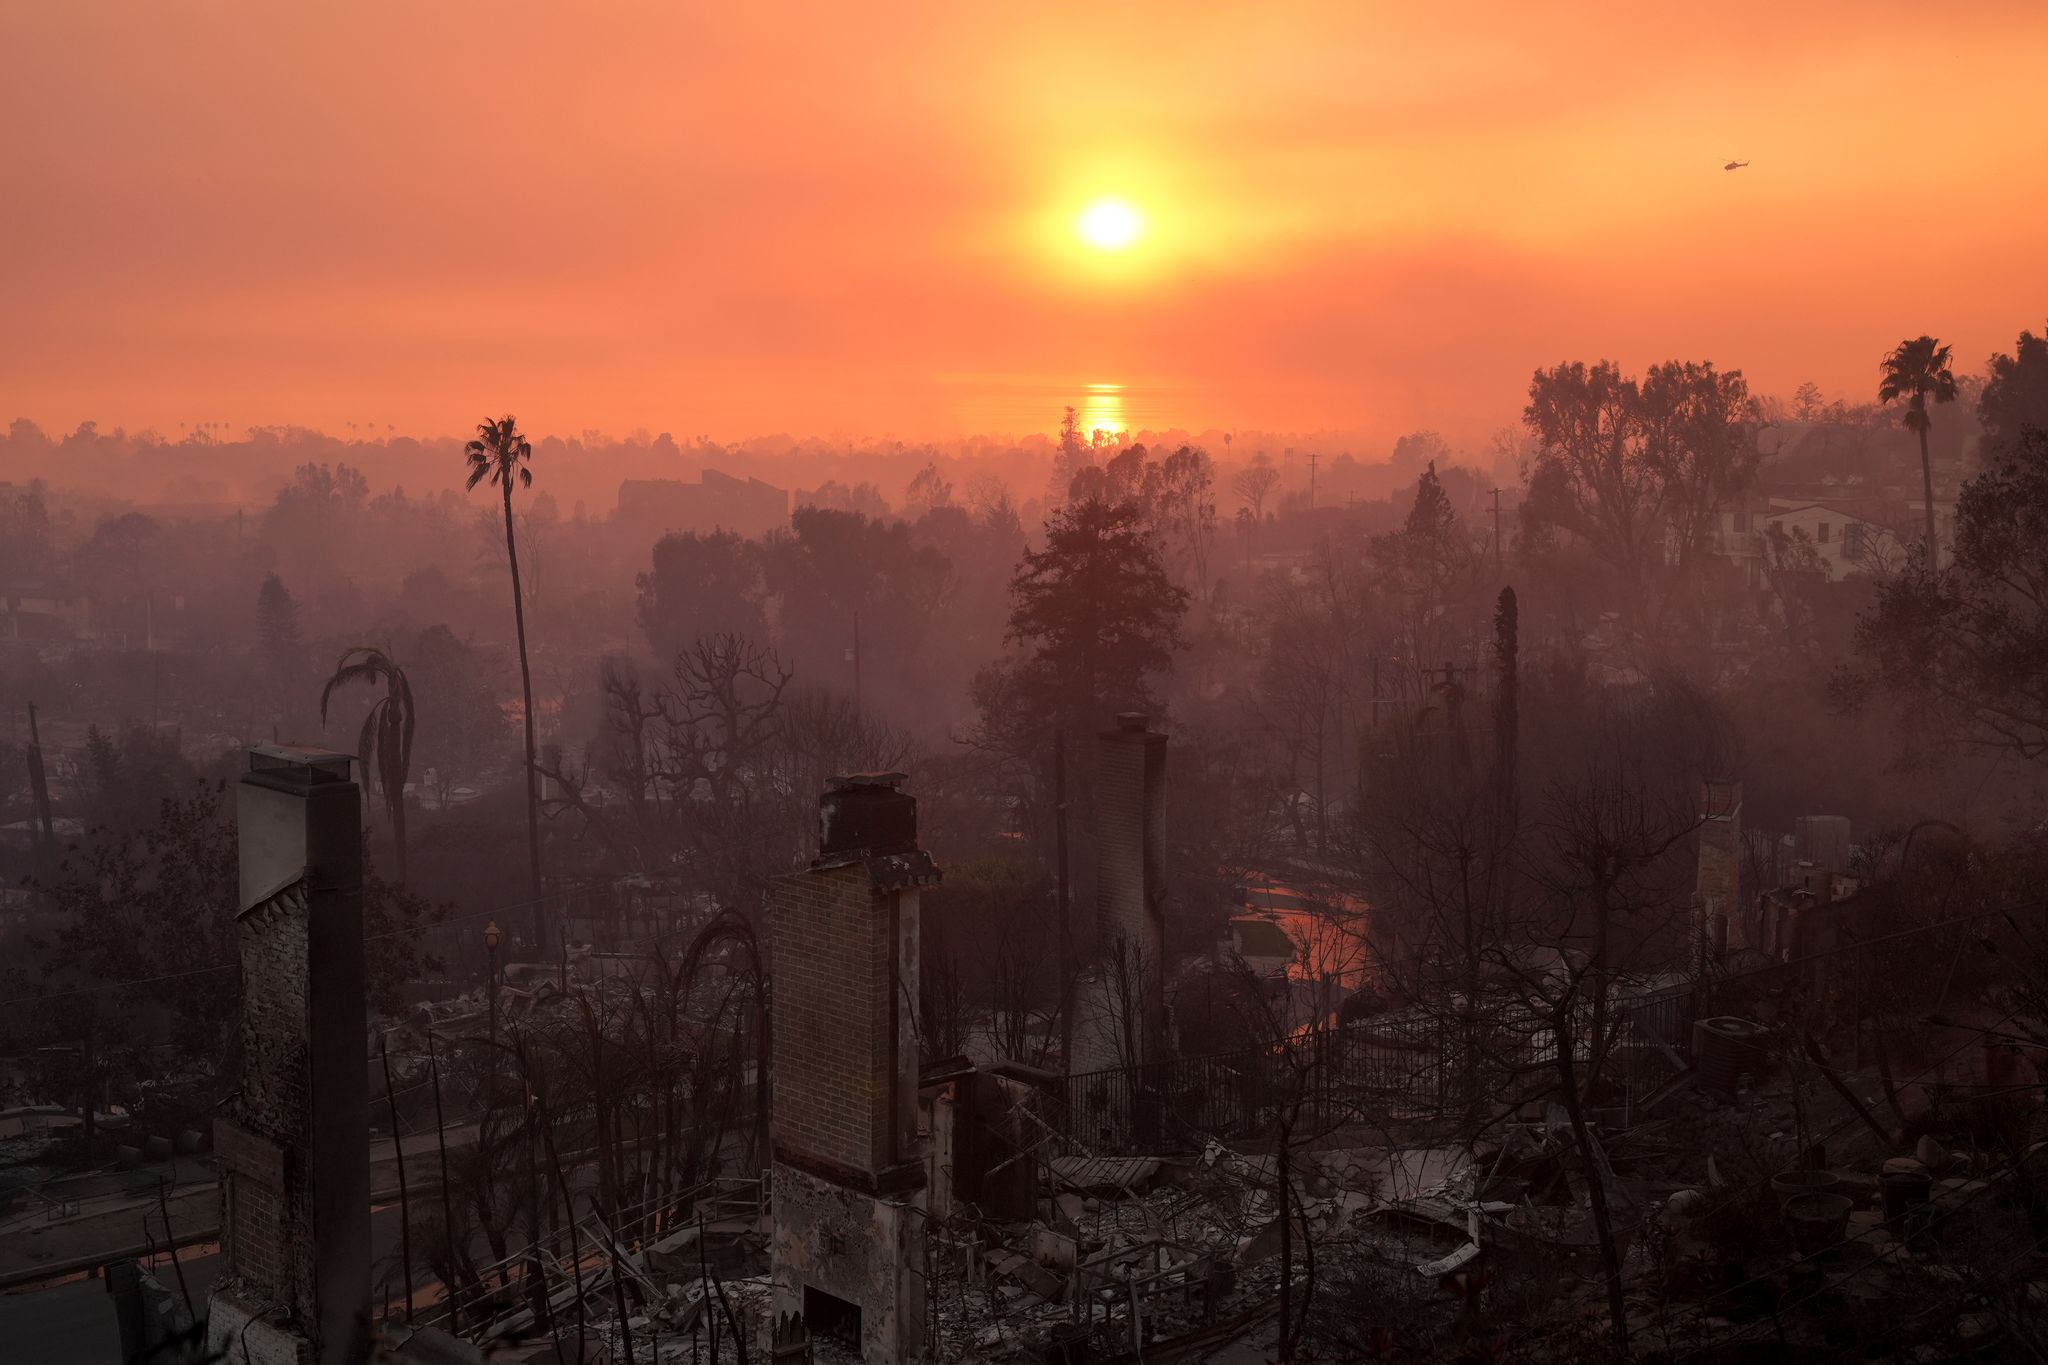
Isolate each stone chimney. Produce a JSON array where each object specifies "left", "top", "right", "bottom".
[
  {"left": 208, "top": 746, "right": 370, "bottom": 1365},
  {"left": 1696, "top": 779, "right": 1743, "bottom": 961},
  {"left": 770, "top": 773, "right": 938, "bottom": 1361},
  {"left": 1097, "top": 713, "right": 1168, "bottom": 1066}
]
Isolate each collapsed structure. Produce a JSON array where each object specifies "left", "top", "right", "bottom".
[{"left": 84, "top": 723, "right": 2019, "bottom": 1365}]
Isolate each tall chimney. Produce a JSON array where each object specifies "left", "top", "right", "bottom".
[
  {"left": 1097, "top": 713, "right": 1169, "bottom": 1066},
  {"left": 208, "top": 746, "right": 369, "bottom": 1365},
  {"left": 770, "top": 772, "right": 938, "bottom": 1361},
  {"left": 1695, "top": 779, "right": 1744, "bottom": 962}
]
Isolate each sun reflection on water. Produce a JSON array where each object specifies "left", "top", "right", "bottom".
[{"left": 1079, "top": 383, "right": 1126, "bottom": 438}]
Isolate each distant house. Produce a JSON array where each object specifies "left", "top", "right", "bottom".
[
  {"left": 1757, "top": 500, "right": 1904, "bottom": 580},
  {"left": 0, "top": 580, "right": 91, "bottom": 640},
  {"left": 1702, "top": 495, "right": 1936, "bottom": 586},
  {"left": 615, "top": 469, "right": 789, "bottom": 545}
]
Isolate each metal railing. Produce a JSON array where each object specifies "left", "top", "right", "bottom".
[{"left": 1055, "top": 980, "right": 1704, "bottom": 1153}]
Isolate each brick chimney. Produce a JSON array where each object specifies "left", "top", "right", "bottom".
[
  {"left": 771, "top": 773, "right": 938, "bottom": 1361},
  {"left": 1695, "top": 779, "right": 1743, "bottom": 962},
  {"left": 208, "top": 746, "right": 369, "bottom": 1365},
  {"left": 1097, "top": 713, "right": 1168, "bottom": 1065}
]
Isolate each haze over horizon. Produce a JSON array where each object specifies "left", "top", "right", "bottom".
[{"left": 5, "top": 1, "right": 2047, "bottom": 447}]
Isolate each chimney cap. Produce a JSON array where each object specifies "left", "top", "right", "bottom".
[
  {"left": 247, "top": 744, "right": 356, "bottom": 783},
  {"left": 827, "top": 771, "right": 908, "bottom": 792},
  {"left": 1115, "top": 712, "right": 1150, "bottom": 732}
]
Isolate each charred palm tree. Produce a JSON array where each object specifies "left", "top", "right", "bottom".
[
  {"left": 465, "top": 415, "right": 545, "bottom": 943},
  {"left": 320, "top": 645, "right": 416, "bottom": 883},
  {"left": 1878, "top": 336, "right": 1959, "bottom": 564}
]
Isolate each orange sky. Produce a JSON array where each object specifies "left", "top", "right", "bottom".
[{"left": 4, "top": 2, "right": 2046, "bottom": 449}]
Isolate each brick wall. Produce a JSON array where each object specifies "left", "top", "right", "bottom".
[{"left": 772, "top": 863, "right": 898, "bottom": 1177}]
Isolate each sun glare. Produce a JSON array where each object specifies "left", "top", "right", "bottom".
[
  {"left": 1076, "top": 198, "right": 1145, "bottom": 251},
  {"left": 1081, "top": 382, "right": 1127, "bottom": 435}
]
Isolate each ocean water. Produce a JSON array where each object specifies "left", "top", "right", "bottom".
[{"left": 937, "top": 376, "right": 1205, "bottom": 442}]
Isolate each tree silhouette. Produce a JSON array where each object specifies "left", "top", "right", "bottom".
[
  {"left": 465, "top": 414, "right": 544, "bottom": 939},
  {"left": 1840, "top": 426, "right": 2048, "bottom": 764},
  {"left": 1878, "top": 335, "right": 1958, "bottom": 562},
  {"left": 1979, "top": 326, "right": 2048, "bottom": 462},
  {"left": 1233, "top": 452, "right": 1280, "bottom": 523},
  {"left": 972, "top": 495, "right": 1189, "bottom": 797},
  {"left": 902, "top": 461, "right": 953, "bottom": 515},
  {"left": 321, "top": 645, "right": 416, "bottom": 884}
]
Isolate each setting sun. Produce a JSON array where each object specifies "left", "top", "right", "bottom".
[{"left": 1076, "top": 198, "right": 1145, "bottom": 251}]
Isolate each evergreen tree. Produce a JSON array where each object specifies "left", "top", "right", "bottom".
[{"left": 973, "top": 495, "right": 1189, "bottom": 777}]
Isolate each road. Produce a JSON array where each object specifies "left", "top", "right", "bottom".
[{"left": 0, "top": 1200, "right": 423, "bottom": 1364}]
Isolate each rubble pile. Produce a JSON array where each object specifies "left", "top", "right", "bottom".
[{"left": 436, "top": 1012, "right": 2044, "bottom": 1363}]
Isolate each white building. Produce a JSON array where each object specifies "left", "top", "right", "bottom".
[{"left": 1704, "top": 495, "right": 1949, "bottom": 585}]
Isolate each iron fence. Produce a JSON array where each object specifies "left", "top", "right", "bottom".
[{"left": 1056, "top": 980, "right": 1705, "bottom": 1154}]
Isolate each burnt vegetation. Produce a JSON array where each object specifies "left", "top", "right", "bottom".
[{"left": 4, "top": 329, "right": 2048, "bottom": 1363}]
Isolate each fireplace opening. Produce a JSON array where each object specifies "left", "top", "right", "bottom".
[{"left": 803, "top": 1285, "right": 862, "bottom": 1351}]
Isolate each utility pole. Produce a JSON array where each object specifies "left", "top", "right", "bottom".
[
  {"left": 1490, "top": 487, "right": 1505, "bottom": 575},
  {"left": 1055, "top": 730, "right": 1073, "bottom": 1074},
  {"left": 1308, "top": 451, "right": 1318, "bottom": 509}
]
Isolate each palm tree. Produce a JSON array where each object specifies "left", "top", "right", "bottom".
[
  {"left": 1878, "top": 335, "right": 1959, "bottom": 565},
  {"left": 466, "top": 415, "right": 544, "bottom": 942},
  {"left": 321, "top": 645, "right": 415, "bottom": 884}
]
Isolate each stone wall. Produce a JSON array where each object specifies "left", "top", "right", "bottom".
[
  {"left": 225, "top": 886, "right": 315, "bottom": 1315},
  {"left": 206, "top": 1291, "right": 316, "bottom": 1365},
  {"left": 770, "top": 1159, "right": 926, "bottom": 1362}
]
